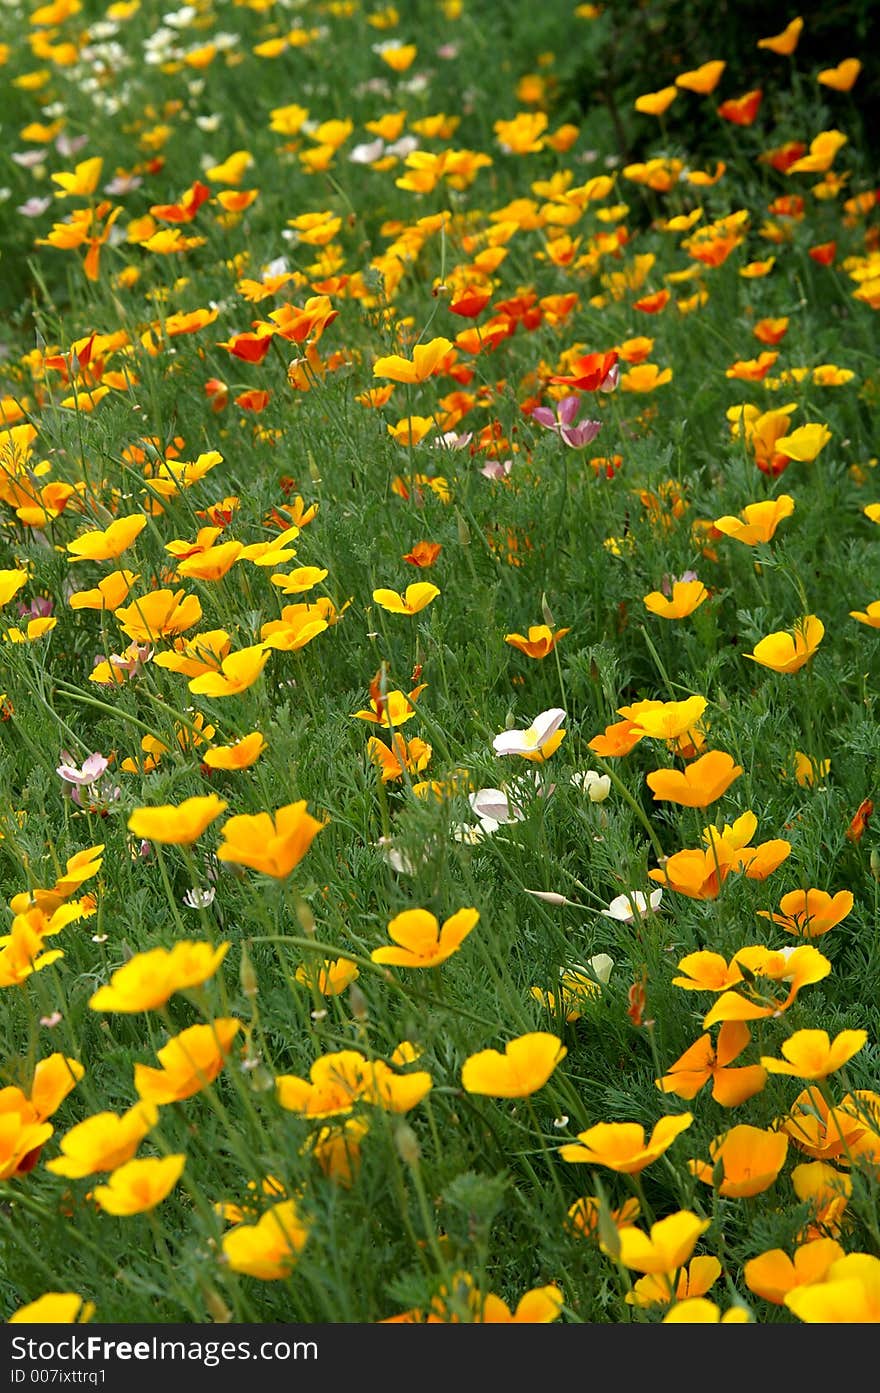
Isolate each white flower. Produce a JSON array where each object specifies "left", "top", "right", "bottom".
[
  {"left": 468, "top": 787, "right": 523, "bottom": 828},
  {"left": 601, "top": 890, "right": 663, "bottom": 923},
  {"left": 349, "top": 138, "right": 386, "bottom": 165},
  {"left": 386, "top": 135, "right": 419, "bottom": 158},
  {"left": 183, "top": 887, "right": 216, "bottom": 909},
  {"left": 451, "top": 821, "right": 492, "bottom": 844},
  {"left": 579, "top": 952, "right": 615, "bottom": 985},
  {"left": 492, "top": 708, "right": 566, "bottom": 757},
  {"left": 376, "top": 837, "right": 425, "bottom": 874},
  {"left": 570, "top": 770, "right": 611, "bottom": 802}
]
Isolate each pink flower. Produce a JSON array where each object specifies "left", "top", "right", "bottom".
[
  {"left": 18, "top": 596, "right": 53, "bottom": 619},
  {"left": 530, "top": 396, "right": 603, "bottom": 449},
  {"left": 480, "top": 458, "right": 514, "bottom": 480},
  {"left": 16, "top": 196, "right": 52, "bottom": 217},
  {"left": 57, "top": 751, "right": 109, "bottom": 786},
  {"left": 106, "top": 643, "right": 153, "bottom": 676},
  {"left": 55, "top": 133, "right": 90, "bottom": 158},
  {"left": 432, "top": 431, "right": 473, "bottom": 451},
  {"left": 103, "top": 173, "right": 143, "bottom": 195},
  {"left": 661, "top": 570, "right": 699, "bottom": 598}
]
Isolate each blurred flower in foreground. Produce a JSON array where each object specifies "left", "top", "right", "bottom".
[
  {"left": 784, "top": 1254, "right": 880, "bottom": 1322},
  {"left": 8, "top": 1293, "right": 95, "bottom": 1323},
  {"left": 221, "top": 1198, "right": 310, "bottom": 1280},
  {"left": 91, "top": 1154, "right": 186, "bottom": 1215}
]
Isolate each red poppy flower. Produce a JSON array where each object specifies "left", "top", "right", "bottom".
[
  {"left": 717, "top": 90, "right": 763, "bottom": 126},
  {"left": 808, "top": 241, "right": 836, "bottom": 266},
  {"left": 549, "top": 350, "right": 619, "bottom": 392},
  {"left": 449, "top": 288, "right": 492, "bottom": 318}
]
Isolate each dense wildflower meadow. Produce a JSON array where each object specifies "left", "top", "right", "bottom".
[{"left": 1, "top": 0, "right": 879, "bottom": 1327}]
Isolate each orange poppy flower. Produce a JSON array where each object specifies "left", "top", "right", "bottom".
[
  {"left": 702, "top": 945, "right": 831, "bottom": 1027},
  {"left": 646, "top": 750, "right": 742, "bottom": 808},
  {"left": 675, "top": 61, "right": 726, "bottom": 95},
  {"left": 779, "top": 1089, "right": 867, "bottom": 1162},
  {"left": 403, "top": 541, "right": 442, "bottom": 568},
  {"left": 373, "top": 908, "right": 479, "bottom": 969},
  {"left": 757, "top": 18, "right": 803, "bottom": 55},
  {"left": 648, "top": 846, "right": 734, "bottom": 900},
  {"left": 757, "top": 888, "right": 853, "bottom": 938},
  {"left": 689, "top": 1124, "right": 788, "bottom": 1197},
  {"left": 714, "top": 495, "right": 794, "bottom": 545},
  {"left": 818, "top": 59, "right": 861, "bottom": 92},
  {"left": 657, "top": 1021, "right": 767, "bottom": 1107},
  {"left": 744, "top": 1239, "right": 845, "bottom": 1306},
  {"left": 504, "top": 624, "right": 571, "bottom": 658},
  {"left": 643, "top": 579, "right": 708, "bottom": 619},
  {"left": 461, "top": 1033, "right": 566, "bottom": 1098},
  {"left": 373, "top": 338, "right": 453, "bottom": 385}
]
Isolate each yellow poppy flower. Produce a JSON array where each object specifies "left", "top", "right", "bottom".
[
  {"left": 91, "top": 1154, "right": 186, "bottom": 1215},
  {"left": 127, "top": 795, "right": 227, "bottom": 846},
  {"left": 461, "top": 1033, "right": 566, "bottom": 1098},
  {"left": 371, "top": 907, "right": 478, "bottom": 968}
]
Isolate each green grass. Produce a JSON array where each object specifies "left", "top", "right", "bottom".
[{"left": 0, "top": 0, "right": 878, "bottom": 1325}]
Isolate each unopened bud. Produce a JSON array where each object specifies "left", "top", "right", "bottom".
[
  {"left": 395, "top": 1122, "right": 421, "bottom": 1166},
  {"left": 308, "top": 450, "right": 322, "bottom": 483},
  {"left": 571, "top": 770, "right": 611, "bottom": 802},
  {"left": 504, "top": 709, "right": 516, "bottom": 730},
  {"left": 248, "top": 1063, "right": 274, "bottom": 1093},
  {"left": 201, "top": 1284, "right": 232, "bottom": 1324},
  {"left": 349, "top": 983, "right": 369, "bottom": 1021},
  {"left": 541, "top": 592, "right": 555, "bottom": 627},
  {"left": 524, "top": 889, "right": 570, "bottom": 906},
  {"left": 239, "top": 943, "right": 258, "bottom": 998},
  {"left": 871, "top": 849, "right": 880, "bottom": 881},
  {"left": 456, "top": 511, "right": 470, "bottom": 545},
  {"left": 294, "top": 894, "right": 316, "bottom": 935}
]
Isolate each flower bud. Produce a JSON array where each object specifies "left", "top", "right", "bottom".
[
  {"left": 294, "top": 893, "right": 316, "bottom": 936},
  {"left": 395, "top": 1123, "right": 421, "bottom": 1166},
  {"left": 248, "top": 1063, "right": 275, "bottom": 1093},
  {"left": 239, "top": 943, "right": 258, "bottom": 998},
  {"left": 201, "top": 1284, "right": 232, "bottom": 1323},
  {"left": 571, "top": 769, "right": 611, "bottom": 802},
  {"left": 349, "top": 983, "right": 369, "bottom": 1021}
]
